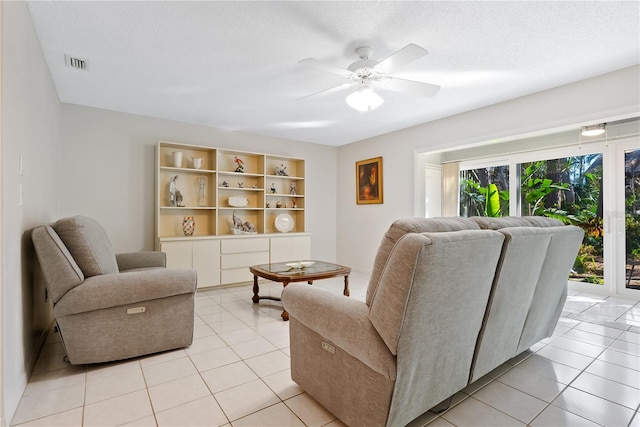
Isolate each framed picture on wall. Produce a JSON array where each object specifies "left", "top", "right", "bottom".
[{"left": 356, "top": 156, "right": 383, "bottom": 204}]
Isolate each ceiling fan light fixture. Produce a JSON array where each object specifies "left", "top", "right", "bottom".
[
  {"left": 346, "top": 85, "right": 384, "bottom": 112},
  {"left": 581, "top": 123, "right": 606, "bottom": 137}
]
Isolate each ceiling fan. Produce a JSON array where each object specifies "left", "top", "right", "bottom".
[{"left": 298, "top": 43, "right": 440, "bottom": 112}]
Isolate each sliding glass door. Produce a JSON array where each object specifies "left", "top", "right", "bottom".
[
  {"left": 618, "top": 141, "right": 640, "bottom": 297},
  {"left": 518, "top": 153, "right": 604, "bottom": 285},
  {"left": 453, "top": 127, "right": 640, "bottom": 296}
]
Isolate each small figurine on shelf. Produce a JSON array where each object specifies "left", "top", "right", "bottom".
[
  {"left": 270, "top": 183, "right": 276, "bottom": 193},
  {"left": 276, "top": 201, "right": 283, "bottom": 208},
  {"left": 238, "top": 182, "right": 244, "bottom": 188},
  {"left": 289, "top": 182, "right": 297, "bottom": 195},
  {"left": 169, "top": 175, "right": 179, "bottom": 207},
  {"left": 234, "top": 156, "right": 244, "bottom": 173},
  {"left": 275, "top": 164, "right": 288, "bottom": 176},
  {"left": 266, "top": 202, "right": 270, "bottom": 208},
  {"left": 292, "top": 199, "right": 297, "bottom": 208},
  {"left": 175, "top": 190, "right": 184, "bottom": 207},
  {"left": 232, "top": 211, "right": 257, "bottom": 234},
  {"left": 221, "top": 180, "right": 229, "bottom": 187}
]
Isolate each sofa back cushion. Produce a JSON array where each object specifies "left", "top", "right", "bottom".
[
  {"left": 366, "top": 217, "right": 480, "bottom": 305},
  {"left": 470, "top": 216, "right": 564, "bottom": 229},
  {"left": 32, "top": 225, "right": 85, "bottom": 303},
  {"left": 469, "top": 227, "right": 551, "bottom": 382},
  {"left": 53, "top": 216, "right": 119, "bottom": 277},
  {"left": 517, "top": 225, "right": 584, "bottom": 352},
  {"left": 369, "top": 229, "right": 504, "bottom": 427}
]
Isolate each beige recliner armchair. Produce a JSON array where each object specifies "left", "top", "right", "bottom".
[{"left": 31, "top": 215, "right": 197, "bottom": 365}]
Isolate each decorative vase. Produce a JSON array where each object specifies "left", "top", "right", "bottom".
[
  {"left": 197, "top": 176, "right": 207, "bottom": 207},
  {"left": 182, "top": 216, "right": 195, "bottom": 236},
  {"left": 172, "top": 151, "right": 183, "bottom": 167}
]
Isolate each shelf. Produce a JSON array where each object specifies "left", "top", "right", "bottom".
[
  {"left": 160, "top": 206, "right": 216, "bottom": 210},
  {"left": 160, "top": 166, "right": 216, "bottom": 174},
  {"left": 157, "top": 141, "right": 305, "bottom": 240},
  {"left": 219, "top": 207, "right": 265, "bottom": 211},
  {"left": 219, "top": 187, "right": 264, "bottom": 191},
  {"left": 218, "top": 171, "right": 263, "bottom": 177},
  {"left": 265, "top": 174, "right": 304, "bottom": 180}
]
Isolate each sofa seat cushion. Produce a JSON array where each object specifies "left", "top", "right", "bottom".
[{"left": 54, "top": 215, "right": 119, "bottom": 277}]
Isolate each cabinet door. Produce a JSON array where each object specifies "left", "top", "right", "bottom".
[
  {"left": 270, "top": 235, "right": 311, "bottom": 263},
  {"left": 193, "top": 240, "right": 221, "bottom": 288},
  {"left": 290, "top": 235, "right": 311, "bottom": 260},
  {"left": 160, "top": 241, "right": 192, "bottom": 269}
]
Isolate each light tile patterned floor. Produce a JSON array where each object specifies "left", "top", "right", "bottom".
[{"left": 10, "top": 272, "right": 640, "bottom": 427}]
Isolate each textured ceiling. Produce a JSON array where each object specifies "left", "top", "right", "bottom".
[{"left": 27, "top": 1, "right": 640, "bottom": 146}]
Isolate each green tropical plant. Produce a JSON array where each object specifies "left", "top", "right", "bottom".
[
  {"left": 521, "top": 161, "right": 570, "bottom": 215},
  {"left": 461, "top": 178, "right": 509, "bottom": 217}
]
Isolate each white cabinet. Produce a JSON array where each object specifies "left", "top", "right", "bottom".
[
  {"left": 220, "top": 237, "right": 269, "bottom": 285},
  {"left": 161, "top": 234, "right": 311, "bottom": 288},
  {"left": 270, "top": 235, "right": 311, "bottom": 263},
  {"left": 193, "top": 240, "right": 221, "bottom": 288},
  {"left": 161, "top": 241, "right": 192, "bottom": 270},
  {"left": 160, "top": 239, "right": 220, "bottom": 289}
]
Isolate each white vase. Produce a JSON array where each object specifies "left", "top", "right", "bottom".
[{"left": 172, "top": 151, "right": 183, "bottom": 168}]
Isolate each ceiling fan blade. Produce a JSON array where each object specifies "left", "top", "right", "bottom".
[
  {"left": 297, "top": 83, "right": 353, "bottom": 100},
  {"left": 380, "top": 77, "right": 441, "bottom": 98},
  {"left": 298, "top": 58, "right": 353, "bottom": 78},
  {"left": 374, "top": 44, "right": 428, "bottom": 74}
]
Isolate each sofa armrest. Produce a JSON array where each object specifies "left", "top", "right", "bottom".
[
  {"left": 54, "top": 268, "right": 196, "bottom": 317},
  {"left": 282, "top": 283, "right": 396, "bottom": 380},
  {"left": 116, "top": 252, "right": 166, "bottom": 271}
]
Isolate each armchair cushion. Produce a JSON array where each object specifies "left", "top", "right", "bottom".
[
  {"left": 53, "top": 268, "right": 197, "bottom": 317},
  {"left": 53, "top": 215, "right": 119, "bottom": 277},
  {"left": 31, "top": 225, "right": 85, "bottom": 303}
]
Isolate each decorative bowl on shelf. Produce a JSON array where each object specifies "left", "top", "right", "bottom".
[
  {"left": 275, "top": 213, "right": 294, "bottom": 233},
  {"left": 228, "top": 196, "right": 249, "bottom": 207}
]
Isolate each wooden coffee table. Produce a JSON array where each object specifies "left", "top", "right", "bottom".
[{"left": 250, "top": 260, "right": 351, "bottom": 320}]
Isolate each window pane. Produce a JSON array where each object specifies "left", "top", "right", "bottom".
[
  {"left": 459, "top": 166, "right": 509, "bottom": 217},
  {"left": 519, "top": 154, "right": 603, "bottom": 284},
  {"left": 625, "top": 149, "right": 640, "bottom": 289}
]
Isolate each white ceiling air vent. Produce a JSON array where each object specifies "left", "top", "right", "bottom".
[{"left": 64, "top": 54, "right": 87, "bottom": 70}]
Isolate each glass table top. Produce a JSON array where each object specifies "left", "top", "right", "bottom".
[{"left": 252, "top": 261, "right": 348, "bottom": 276}]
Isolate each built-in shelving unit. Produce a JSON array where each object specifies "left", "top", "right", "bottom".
[{"left": 155, "top": 141, "right": 310, "bottom": 288}]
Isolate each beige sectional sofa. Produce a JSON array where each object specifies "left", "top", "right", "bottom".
[{"left": 281, "top": 216, "right": 583, "bottom": 427}]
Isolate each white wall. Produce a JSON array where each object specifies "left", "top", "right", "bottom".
[
  {"left": 59, "top": 104, "right": 338, "bottom": 262},
  {"left": 336, "top": 66, "right": 640, "bottom": 272},
  {"left": 2, "top": 1, "right": 60, "bottom": 423}
]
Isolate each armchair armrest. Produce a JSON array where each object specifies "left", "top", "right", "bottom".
[
  {"left": 282, "top": 283, "right": 396, "bottom": 380},
  {"left": 54, "top": 268, "right": 196, "bottom": 317},
  {"left": 116, "top": 251, "right": 166, "bottom": 271}
]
